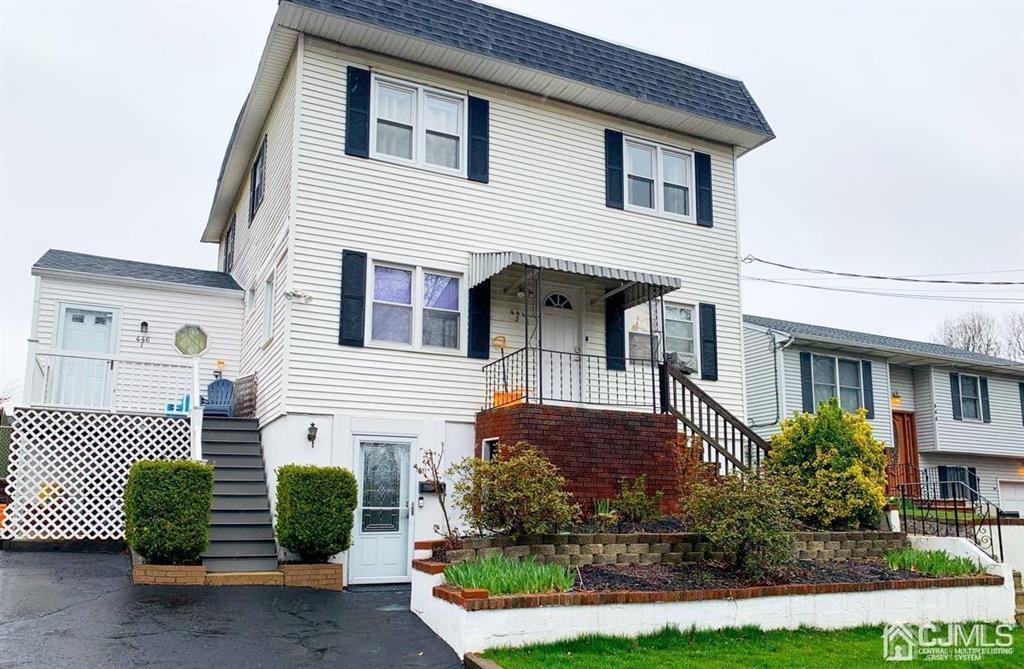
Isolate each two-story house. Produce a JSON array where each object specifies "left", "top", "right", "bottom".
[
  {"left": 743, "top": 315, "right": 1024, "bottom": 514},
  {"left": 7, "top": 0, "right": 773, "bottom": 584}
]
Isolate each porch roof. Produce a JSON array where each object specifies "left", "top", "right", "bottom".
[{"left": 468, "top": 251, "right": 681, "bottom": 308}]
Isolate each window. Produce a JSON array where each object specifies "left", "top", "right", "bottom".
[
  {"left": 624, "top": 302, "right": 697, "bottom": 364},
  {"left": 261, "top": 276, "right": 274, "bottom": 342},
  {"left": 959, "top": 374, "right": 981, "bottom": 420},
  {"left": 371, "top": 75, "right": 466, "bottom": 175},
  {"left": 370, "top": 263, "right": 462, "bottom": 351},
  {"left": 249, "top": 136, "right": 267, "bottom": 223},
  {"left": 481, "top": 438, "right": 499, "bottom": 461},
  {"left": 624, "top": 137, "right": 695, "bottom": 221},
  {"left": 664, "top": 305, "right": 695, "bottom": 357},
  {"left": 811, "top": 354, "right": 863, "bottom": 413},
  {"left": 224, "top": 214, "right": 236, "bottom": 274}
]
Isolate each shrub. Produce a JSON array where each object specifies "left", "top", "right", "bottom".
[
  {"left": 612, "top": 475, "right": 663, "bottom": 523},
  {"left": 592, "top": 498, "right": 619, "bottom": 530},
  {"left": 885, "top": 548, "right": 983, "bottom": 576},
  {"left": 768, "top": 398, "right": 887, "bottom": 530},
  {"left": 451, "top": 442, "right": 580, "bottom": 540},
  {"left": 444, "top": 555, "right": 575, "bottom": 595},
  {"left": 275, "top": 464, "right": 358, "bottom": 562},
  {"left": 685, "top": 472, "right": 794, "bottom": 579},
  {"left": 124, "top": 460, "right": 213, "bottom": 565}
]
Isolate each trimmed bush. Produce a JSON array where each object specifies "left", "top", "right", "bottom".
[
  {"left": 275, "top": 464, "right": 358, "bottom": 563},
  {"left": 768, "top": 398, "right": 887, "bottom": 530},
  {"left": 612, "top": 475, "right": 663, "bottom": 523},
  {"left": 124, "top": 460, "right": 214, "bottom": 565}
]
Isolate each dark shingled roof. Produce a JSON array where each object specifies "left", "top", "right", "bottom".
[
  {"left": 744, "top": 315, "right": 1024, "bottom": 371},
  {"left": 291, "top": 0, "right": 773, "bottom": 136},
  {"left": 33, "top": 250, "right": 241, "bottom": 291}
]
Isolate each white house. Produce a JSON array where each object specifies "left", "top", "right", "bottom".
[
  {"left": 743, "top": 315, "right": 1024, "bottom": 514},
  {"left": 7, "top": 0, "right": 774, "bottom": 582}
]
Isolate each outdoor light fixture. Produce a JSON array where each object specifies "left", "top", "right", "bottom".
[
  {"left": 891, "top": 391, "right": 902, "bottom": 407},
  {"left": 307, "top": 422, "right": 318, "bottom": 447},
  {"left": 139, "top": 321, "right": 148, "bottom": 333}
]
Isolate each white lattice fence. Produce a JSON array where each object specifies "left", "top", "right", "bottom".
[{"left": 1, "top": 408, "right": 190, "bottom": 541}]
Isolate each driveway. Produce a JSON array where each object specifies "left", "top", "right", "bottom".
[{"left": 0, "top": 551, "right": 461, "bottom": 669}]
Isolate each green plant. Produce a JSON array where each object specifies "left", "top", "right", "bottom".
[
  {"left": 444, "top": 555, "right": 575, "bottom": 595},
  {"left": 612, "top": 475, "right": 663, "bottom": 523},
  {"left": 414, "top": 446, "right": 460, "bottom": 547},
  {"left": 451, "top": 442, "right": 580, "bottom": 540},
  {"left": 592, "top": 498, "right": 619, "bottom": 531},
  {"left": 768, "top": 398, "right": 887, "bottom": 530},
  {"left": 275, "top": 464, "right": 358, "bottom": 562},
  {"left": 124, "top": 459, "right": 214, "bottom": 565},
  {"left": 884, "top": 548, "right": 983, "bottom": 576},
  {"left": 685, "top": 472, "right": 795, "bottom": 579}
]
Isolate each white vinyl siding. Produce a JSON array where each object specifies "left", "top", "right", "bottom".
[
  {"left": 889, "top": 365, "right": 916, "bottom": 412},
  {"left": 912, "top": 366, "right": 938, "bottom": 451},
  {"left": 917, "top": 451, "right": 1024, "bottom": 506},
  {"left": 286, "top": 37, "right": 747, "bottom": 421},
  {"left": 932, "top": 367, "right": 1024, "bottom": 457},
  {"left": 742, "top": 325, "right": 783, "bottom": 438}
]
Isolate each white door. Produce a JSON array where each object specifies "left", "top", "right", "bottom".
[
  {"left": 999, "top": 481, "right": 1024, "bottom": 514},
  {"left": 540, "top": 289, "right": 583, "bottom": 402},
  {"left": 349, "top": 439, "right": 411, "bottom": 584},
  {"left": 55, "top": 307, "right": 115, "bottom": 408}
]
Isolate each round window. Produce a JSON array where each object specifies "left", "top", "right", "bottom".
[{"left": 174, "top": 325, "right": 208, "bottom": 356}]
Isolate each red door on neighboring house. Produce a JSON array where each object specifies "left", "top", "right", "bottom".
[{"left": 888, "top": 411, "right": 921, "bottom": 496}]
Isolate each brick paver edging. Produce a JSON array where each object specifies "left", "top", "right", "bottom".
[
  {"left": 428, "top": 574, "right": 1004, "bottom": 611},
  {"left": 131, "top": 551, "right": 344, "bottom": 589}
]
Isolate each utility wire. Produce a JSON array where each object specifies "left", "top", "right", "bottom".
[
  {"left": 742, "top": 255, "right": 1024, "bottom": 285},
  {"left": 744, "top": 277, "right": 1024, "bottom": 304}
]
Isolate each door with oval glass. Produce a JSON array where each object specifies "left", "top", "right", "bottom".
[
  {"left": 540, "top": 287, "right": 584, "bottom": 403},
  {"left": 349, "top": 438, "right": 411, "bottom": 584}
]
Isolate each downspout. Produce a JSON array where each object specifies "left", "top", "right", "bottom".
[{"left": 749, "top": 329, "right": 794, "bottom": 429}]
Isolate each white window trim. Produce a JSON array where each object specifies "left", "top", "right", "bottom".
[
  {"left": 623, "top": 136, "right": 697, "bottom": 224},
  {"left": 369, "top": 73, "right": 469, "bottom": 178},
  {"left": 624, "top": 301, "right": 698, "bottom": 368},
  {"left": 958, "top": 373, "right": 983, "bottom": 422},
  {"left": 365, "top": 261, "right": 467, "bottom": 355},
  {"left": 481, "top": 437, "right": 500, "bottom": 461},
  {"left": 809, "top": 354, "right": 864, "bottom": 413},
  {"left": 261, "top": 275, "right": 274, "bottom": 346}
]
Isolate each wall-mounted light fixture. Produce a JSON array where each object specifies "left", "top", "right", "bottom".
[
  {"left": 891, "top": 391, "right": 902, "bottom": 408},
  {"left": 307, "top": 422, "right": 318, "bottom": 447},
  {"left": 140, "top": 321, "right": 149, "bottom": 333}
]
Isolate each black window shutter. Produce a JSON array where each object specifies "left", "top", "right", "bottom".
[
  {"left": 861, "top": 360, "right": 875, "bottom": 419},
  {"left": 698, "top": 303, "right": 718, "bottom": 381},
  {"left": 695, "top": 151, "right": 713, "bottom": 228},
  {"left": 967, "top": 467, "right": 979, "bottom": 501},
  {"left": 605, "top": 292, "right": 625, "bottom": 370},
  {"left": 979, "top": 377, "right": 991, "bottom": 423},
  {"left": 949, "top": 372, "right": 962, "bottom": 421},
  {"left": 467, "top": 96, "right": 490, "bottom": 183},
  {"left": 799, "top": 351, "right": 814, "bottom": 413},
  {"left": 339, "top": 250, "right": 367, "bottom": 347},
  {"left": 345, "top": 66, "right": 371, "bottom": 158},
  {"left": 604, "top": 130, "right": 624, "bottom": 209},
  {"left": 937, "top": 465, "right": 950, "bottom": 499},
  {"left": 467, "top": 279, "right": 491, "bottom": 359},
  {"left": 1018, "top": 382, "right": 1024, "bottom": 426}
]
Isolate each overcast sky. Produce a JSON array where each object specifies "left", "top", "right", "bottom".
[{"left": 1, "top": 0, "right": 1022, "bottom": 403}]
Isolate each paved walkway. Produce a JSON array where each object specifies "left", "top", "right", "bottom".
[{"left": 0, "top": 551, "right": 461, "bottom": 668}]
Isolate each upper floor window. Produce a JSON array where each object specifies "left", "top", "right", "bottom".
[
  {"left": 958, "top": 374, "right": 981, "bottom": 421},
  {"left": 811, "top": 354, "right": 863, "bottom": 413},
  {"left": 624, "top": 137, "right": 695, "bottom": 222},
  {"left": 249, "top": 136, "right": 267, "bottom": 224},
  {"left": 370, "top": 262, "right": 462, "bottom": 351},
  {"left": 223, "top": 214, "right": 236, "bottom": 274},
  {"left": 664, "top": 305, "right": 695, "bottom": 358},
  {"left": 371, "top": 75, "right": 466, "bottom": 176}
]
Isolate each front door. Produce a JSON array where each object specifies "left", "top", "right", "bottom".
[
  {"left": 55, "top": 307, "right": 115, "bottom": 408},
  {"left": 890, "top": 411, "right": 921, "bottom": 494},
  {"left": 540, "top": 288, "right": 583, "bottom": 402},
  {"left": 349, "top": 439, "right": 411, "bottom": 584}
]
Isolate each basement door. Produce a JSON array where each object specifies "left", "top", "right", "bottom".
[
  {"left": 349, "top": 439, "right": 411, "bottom": 584},
  {"left": 55, "top": 306, "right": 116, "bottom": 408},
  {"left": 540, "top": 288, "right": 584, "bottom": 403}
]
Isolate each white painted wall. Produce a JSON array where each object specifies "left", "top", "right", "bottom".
[{"left": 994, "top": 523, "right": 1024, "bottom": 577}]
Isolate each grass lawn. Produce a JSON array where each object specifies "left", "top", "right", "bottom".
[{"left": 483, "top": 625, "right": 1023, "bottom": 668}]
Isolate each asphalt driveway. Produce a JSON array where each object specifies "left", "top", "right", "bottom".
[{"left": 0, "top": 551, "right": 461, "bottom": 669}]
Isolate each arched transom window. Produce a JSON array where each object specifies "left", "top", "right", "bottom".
[{"left": 544, "top": 293, "right": 573, "bottom": 309}]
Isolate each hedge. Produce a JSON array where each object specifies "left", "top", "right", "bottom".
[
  {"left": 275, "top": 465, "right": 358, "bottom": 563},
  {"left": 124, "top": 460, "right": 214, "bottom": 565}
]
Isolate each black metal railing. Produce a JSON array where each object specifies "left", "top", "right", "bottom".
[
  {"left": 482, "top": 347, "right": 660, "bottom": 410},
  {"left": 896, "top": 479, "right": 1004, "bottom": 561}
]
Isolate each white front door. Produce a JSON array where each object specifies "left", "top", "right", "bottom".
[
  {"left": 55, "top": 307, "right": 115, "bottom": 408},
  {"left": 349, "top": 439, "right": 411, "bottom": 584},
  {"left": 540, "top": 288, "right": 583, "bottom": 402},
  {"left": 999, "top": 481, "right": 1024, "bottom": 514}
]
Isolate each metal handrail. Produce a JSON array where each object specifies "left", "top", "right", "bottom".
[{"left": 896, "top": 479, "right": 1004, "bottom": 561}]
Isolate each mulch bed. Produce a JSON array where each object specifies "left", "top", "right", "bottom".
[
  {"left": 571, "top": 515, "right": 690, "bottom": 535},
  {"left": 574, "top": 560, "right": 938, "bottom": 592}
]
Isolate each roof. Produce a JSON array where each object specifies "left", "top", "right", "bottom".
[
  {"left": 292, "top": 0, "right": 773, "bottom": 136},
  {"left": 33, "top": 250, "right": 242, "bottom": 291},
  {"left": 469, "top": 250, "right": 681, "bottom": 308},
  {"left": 744, "top": 314, "right": 1024, "bottom": 374}
]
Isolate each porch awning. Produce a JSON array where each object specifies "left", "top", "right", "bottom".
[{"left": 468, "top": 251, "right": 682, "bottom": 308}]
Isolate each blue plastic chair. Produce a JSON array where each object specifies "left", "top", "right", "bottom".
[
  {"left": 204, "top": 378, "right": 235, "bottom": 417},
  {"left": 165, "top": 394, "right": 191, "bottom": 418}
]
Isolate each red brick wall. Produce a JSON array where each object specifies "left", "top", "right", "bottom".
[{"left": 475, "top": 404, "right": 680, "bottom": 515}]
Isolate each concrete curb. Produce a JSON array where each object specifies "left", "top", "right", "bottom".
[{"left": 463, "top": 653, "right": 504, "bottom": 669}]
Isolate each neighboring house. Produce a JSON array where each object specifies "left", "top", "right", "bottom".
[
  {"left": 743, "top": 315, "right": 1024, "bottom": 512},
  {"left": 9, "top": 0, "right": 774, "bottom": 582}
]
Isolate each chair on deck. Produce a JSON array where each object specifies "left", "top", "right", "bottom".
[
  {"left": 204, "top": 378, "right": 235, "bottom": 417},
  {"left": 165, "top": 394, "right": 191, "bottom": 418}
]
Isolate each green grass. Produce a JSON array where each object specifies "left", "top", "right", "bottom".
[
  {"left": 444, "top": 555, "right": 574, "bottom": 595},
  {"left": 484, "top": 625, "right": 1024, "bottom": 668},
  {"left": 885, "top": 548, "right": 984, "bottom": 576},
  {"left": 898, "top": 498, "right": 977, "bottom": 522}
]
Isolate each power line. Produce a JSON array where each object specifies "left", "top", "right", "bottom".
[
  {"left": 744, "top": 277, "right": 1024, "bottom": 304},
  {"left": 742, "top": 255, "right": 1024, "bottom": 285}
]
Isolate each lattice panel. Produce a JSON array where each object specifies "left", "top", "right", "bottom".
[{"left": 1, "top": 408, "right": 190, "bottom": 541}]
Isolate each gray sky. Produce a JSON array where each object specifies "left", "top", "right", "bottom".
[{"left": 2, "top": 1, "right": 1022, "bottom": 404}]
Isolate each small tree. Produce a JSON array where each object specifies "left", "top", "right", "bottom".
[
  {"left": 451, "top": 442, "right": 580, "bottom": 540},
  {"left": 768, "top": 398, "right": 887, "bottom": 529},
  {"left": 934, "top": 311, "right": 1003, "bottom": 356},
  {"left": 414, "top": 444, "right": 460, "bottom": 548}
]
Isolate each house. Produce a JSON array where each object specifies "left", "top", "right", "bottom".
[
  {"left": 743, "top": 315, "right": 1024, "bottom": 513},
  {"left": 6, "top": 0, "right": 774, "bottom": 583}
]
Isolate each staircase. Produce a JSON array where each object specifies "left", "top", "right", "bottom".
[{"left": 201, "top": 417, "right": 278, "bottom": 573}]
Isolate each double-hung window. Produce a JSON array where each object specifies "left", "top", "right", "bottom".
[
  {"left": 371, "top": 75, "right": 466, "bottom": 175},
  {"left": 811, "top": 354, "right": 863, "bottom": 413},
  {"left": 223, "top": 214, "right": 236, "bottom": 274},
  {"left": 370, "top": 263, "right": 462, "bottom": 351},
  {"left": 664, "top": 305, "right": 696, "bottom": 358},
  {"left": 959, "top": 374, "right": 981, "bottom": 420},
  {"left": 624, "top": 137, "right": 695, "bottom": 221},
  {"left": 249, "top": 137, "right": 266, "bottom": 223}
]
